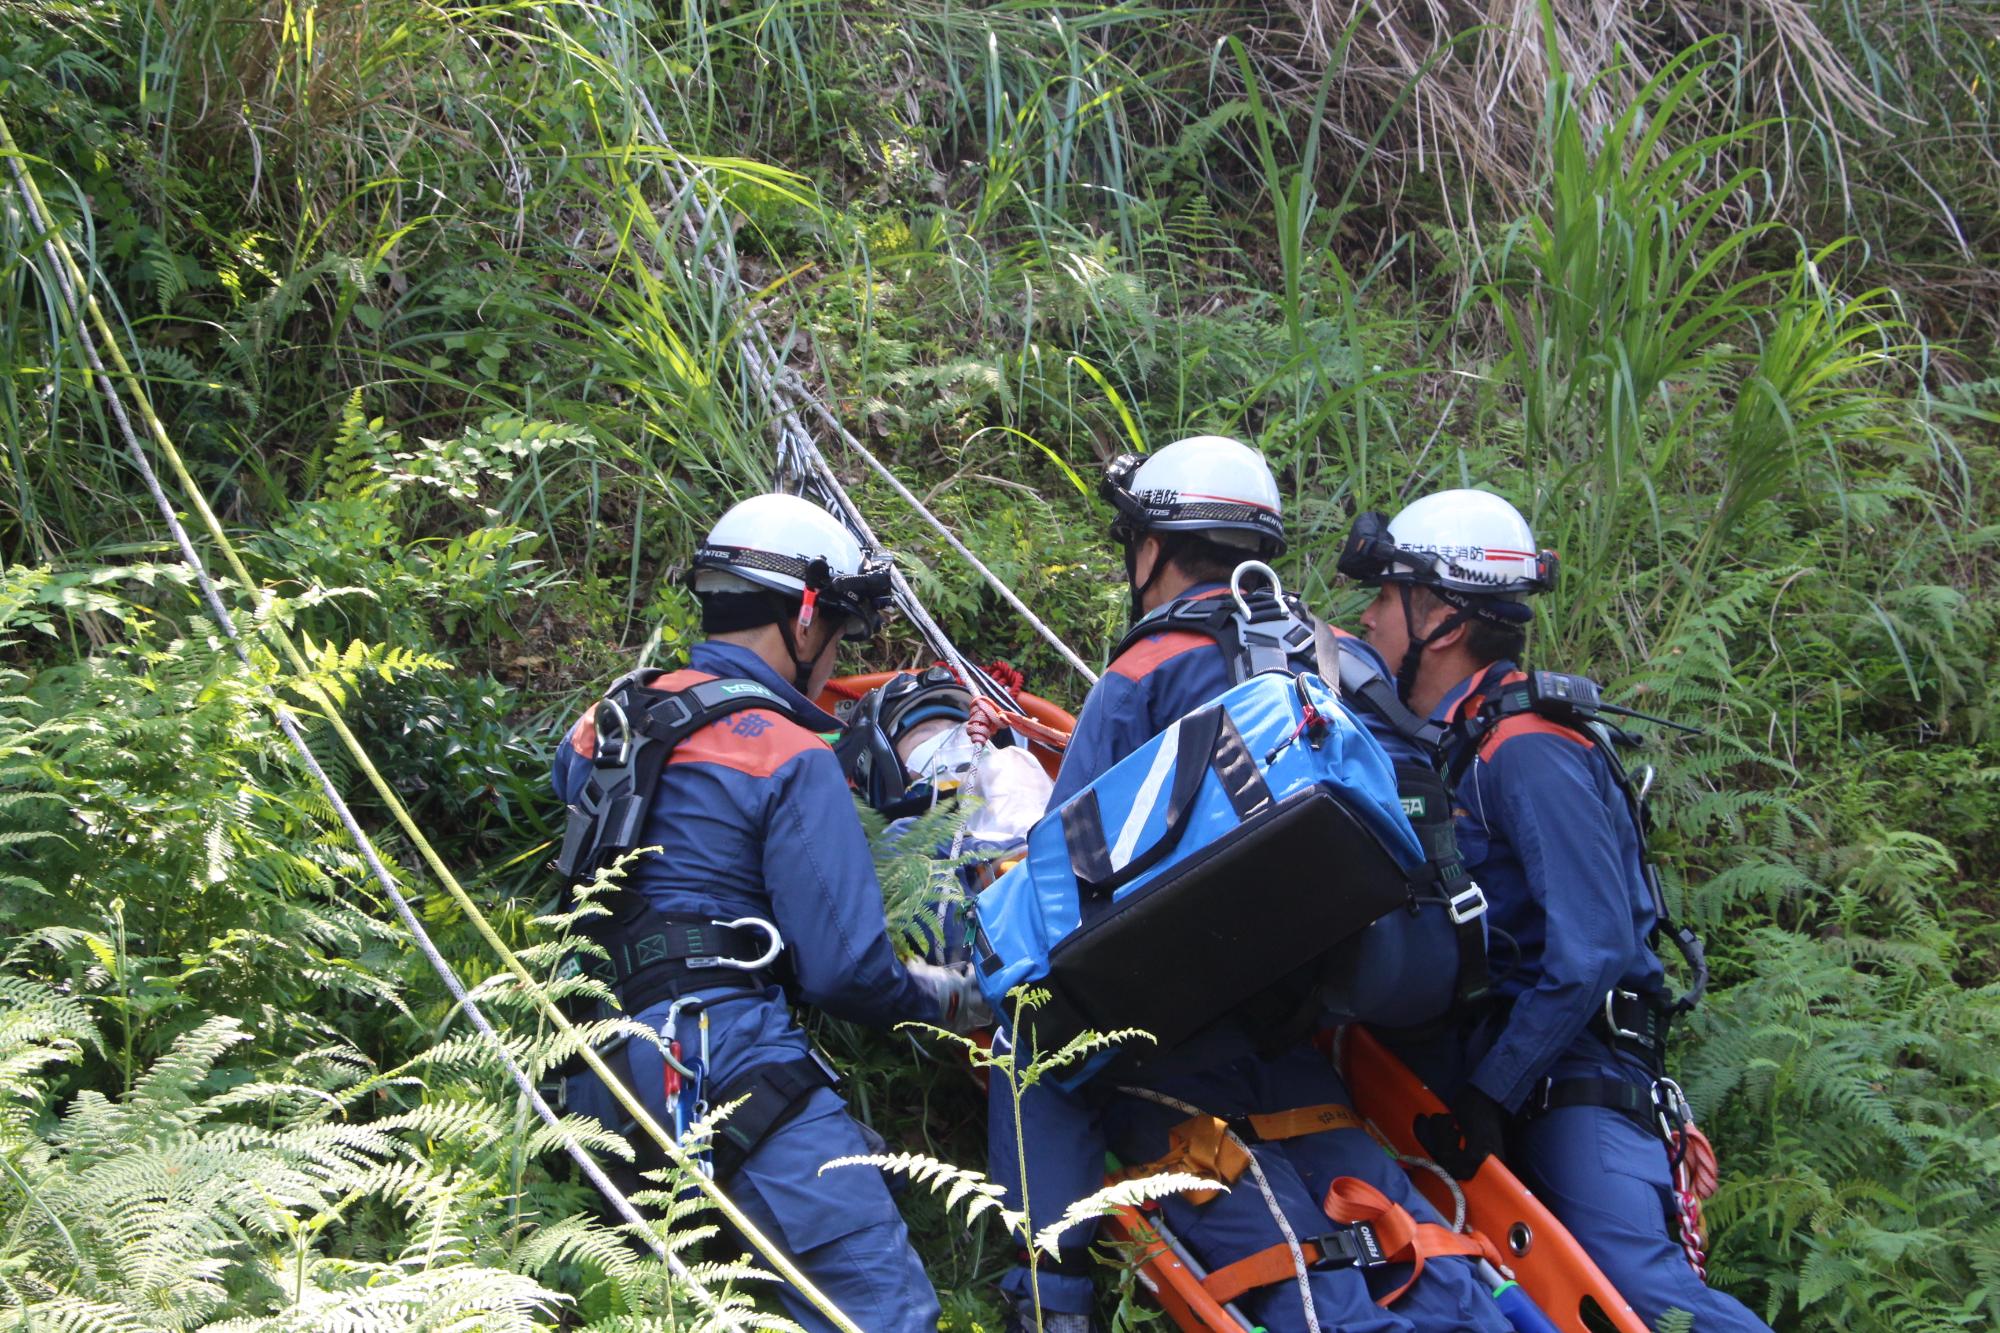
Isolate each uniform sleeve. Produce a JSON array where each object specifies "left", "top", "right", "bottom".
[
  {"left": 1468, "top": 734, "right": 1640, "bottom": 1112},
  {"left": 761, "top": 746, "right": 934, "bottom": 1029},
  {"left": 1047, "top": 672, "right": 1152, "bottom": 807},
  {"left": 550, "top": 716, "right": 591, "bottom": 802}
]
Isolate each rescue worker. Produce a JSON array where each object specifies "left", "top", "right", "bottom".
[
  {"left": 1345, "top": 488, "right": 1772, "bottom": 1332},
  {"left": 989, "top": 437, "right": 1512, "bottom": 1333},
  {"left": 551, "top": 493, "right": 991, "bottom": 1333}
]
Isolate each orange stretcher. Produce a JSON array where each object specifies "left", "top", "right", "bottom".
[
  {"left": 822, "top": 671, "right": 1641, "bottom": 1332},
  {"left": 1100, "top": 1028, "right": 1646, "bottom": 1333}
]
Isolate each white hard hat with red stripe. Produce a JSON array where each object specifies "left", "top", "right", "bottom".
[
  {"left": 1101, "top": 434, "right": 1285, "bottom": 556},
  {"left": 689, "top": 493, "right": 893, "bottom": 638},
  {"left": 1340, "top": 489, "right": 1556, "bottom": 608}
]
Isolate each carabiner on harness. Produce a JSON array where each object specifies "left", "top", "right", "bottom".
[{"left": 684, "top": 916, "right": 784, "bottom": 971}]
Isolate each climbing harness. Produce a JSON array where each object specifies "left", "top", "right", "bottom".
[
  {"left": 557, "top": 670, "right": 813, "bottom": 886},
  {"left": 1107, "top": 562, "right": 1317, "bottom": 687},
  {"left": 1, "top": 117, "right": 852, "bottom": 1333},
  {"left": 1447, "top": 669, "right": 1726, "bottom": 1283},
  {"left": 1444, "top": 668, "right": 1710, "bottom": 1020}
]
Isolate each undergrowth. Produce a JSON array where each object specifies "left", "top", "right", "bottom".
[{"left": 2, "top": 0, "right": 1996, "bottom": 1329}]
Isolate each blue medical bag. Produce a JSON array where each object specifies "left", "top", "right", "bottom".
[{"left": 970, "top": 671, "right": 1426, "bottom": 1085}]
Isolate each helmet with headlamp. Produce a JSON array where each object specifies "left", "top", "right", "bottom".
[
  {"left": 1339, "top": 489, "right": 1558, "bottom": 696},
  {"left": 1100, "top": 435, "right": 1287, "bottom": 556},
  {"left": 835, "top": 666, "right": 991, "bottom": 819},
  {"left": 688, "top": 493, "right": 894, "bottom": 640}
]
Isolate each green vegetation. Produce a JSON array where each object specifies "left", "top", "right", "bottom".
[{"left": 3, "top": 1, "right": 1995, "bottom": 1329}]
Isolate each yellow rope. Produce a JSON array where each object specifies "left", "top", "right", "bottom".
[{"left": 0, "top": 116, "right": 862, "bottom": 1333}]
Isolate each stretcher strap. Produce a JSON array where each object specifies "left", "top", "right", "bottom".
[
  {"left": 1239, "top": 1103, "right": 1367, "bottom": 1142},
  {"left": 1112, "top": 1104, "right": 1365, "bottom": 1206},
  {"left": 1321, "top": 1177, "right": 1505, "bottom": 1308},
  {"left": 1202, "top": 1235, "right": 1349, "bottom": 1306}
]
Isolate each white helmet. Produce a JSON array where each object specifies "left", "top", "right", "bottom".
[
  {"left": 1102, "top": 435, "right": 1285, "bottom": 556},
  {"left": 688, "top": 493, "right": 893, "bottom": 639},
  {"left": 1338, "top": 489, "right": 1555, "bottom": 607}
]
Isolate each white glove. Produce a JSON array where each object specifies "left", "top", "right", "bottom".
[{"left": 906, "top": 959, "right": 995, "bottom": 1034}]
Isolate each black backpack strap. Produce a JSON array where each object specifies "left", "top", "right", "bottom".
[
  {"left": 1314, "top": 622, "right": 1449, "bottom": 754},
  {"left": 1107, "top": 596, "right": 1238, "bottom": 668},
  {"left": 1393, "top": 757, "right": 1490, "bottom": 1008},
  {"left": 1445, "top": 675, "right": 1710, "bottom": 1018}
]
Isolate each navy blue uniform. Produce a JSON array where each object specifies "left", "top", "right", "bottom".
[
  {"left": 1437, "top": 661, "right": 1769, "bottom": 1332},
  {"left": 992, "top": 587, "right": 1509, "bottom": 1332},
  {"left": 553, "top": 640, "right": 940, "bottom": 1333}
]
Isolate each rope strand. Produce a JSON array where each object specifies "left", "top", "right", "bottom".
[{"left": 2, "top": 117, "right": 851, "bottom": 1333}]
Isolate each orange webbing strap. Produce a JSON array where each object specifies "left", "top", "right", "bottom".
[
  {"left": 1111, "top": 1114, "right": 1247, "bottom": 1205},
  {"left": 1112, "top": 1103, "right": 1365, "bottom": 1205},
  {"left": 1323, "top": 1177, "right": 1506, "bottom": 1307},
  {"left": 1241, "top": 1103, "right": 1367, "bottom": 1141},
  {"left": 1202, "top": 1235, "right": 1355, "bottom": 1306}
]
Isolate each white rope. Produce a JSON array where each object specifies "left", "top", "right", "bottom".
[
  {"left": 775, "top": 374, "right": 1100, "bottom": 687},
  {"left": 1117, "top": 1086, "right": 1324, "bottom": 1333},
  {"left": 6, "top": 144, "right": 762, "bottom": 1333},
  {"left": 574, "top": 9, "right": 1098, "bottom": 694}
]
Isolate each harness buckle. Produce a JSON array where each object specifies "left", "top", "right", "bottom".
[
  {"left": 683, "top": 916, "right": 784, "bottom": 971},
  {"left": 1604, "top": 988, "right": 1643, "bottom": 1041},
  {"left": 1447, "top": 883, "right": 1488, "bottom": 925},
  {"left": 1308, "top": 1224, "right": 1388, "bottom": 1270}
]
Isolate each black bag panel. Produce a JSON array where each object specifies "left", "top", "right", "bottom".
[{"left": 1034, "top": 787, "right": 1414, "bottom": 1056}]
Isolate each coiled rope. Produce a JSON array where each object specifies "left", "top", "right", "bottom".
[{"left": 1, "top": 116, "right": 858, "bottom": 1333}]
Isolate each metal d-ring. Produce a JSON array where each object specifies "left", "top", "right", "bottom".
[
  {"left": 595, "top": 696, "right": 632, "bottom": 765},
  {"left": 709, "top": 916, "right": 784, "bottom": 970},
  {"left": 1229, "top": 559, "right": 1283, "bottom": 622}
]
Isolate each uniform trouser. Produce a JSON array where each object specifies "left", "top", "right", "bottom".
[
  {"left": 991, "top": 1042, "right": 1511, "bottom": 1332},
  {"left": 568, "top": 991, "right": 940, "bottom": 1333},
  {"left": 1512, "top": 1096, "right": 1772, "bottom": 1333}
]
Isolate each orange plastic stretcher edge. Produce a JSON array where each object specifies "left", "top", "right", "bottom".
[
  {"left": 819, "top": 671, "right": 1075, "bottom": 779},
  {"left": 1341, "top": 1025, "right": 1649, "bottom": 1333}
]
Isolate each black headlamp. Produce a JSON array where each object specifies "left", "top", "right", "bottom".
[
  {"left": 1100, "top": 453, "right": 1148, "bottom": 545},
  {"left": 807, "top": 555, "right": 896, "bottom": 640},
  {"left": 1336, "top": 510, "right": 1401, "bottom": 584}
]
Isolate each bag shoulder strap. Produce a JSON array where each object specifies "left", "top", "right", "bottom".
[{"left": 1310, "top": 619, "right": 1447, "bottom": 754}]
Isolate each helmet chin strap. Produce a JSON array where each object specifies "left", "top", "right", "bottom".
[
  {"left": 775, "top": 607, "right": 825, "bottom": 696},
  {"left": 1394, "top": 583, "right": 1472, "bottom": 702},
  {"left": 1124, "top": 536, "right": 1170, "bottom": 621}
]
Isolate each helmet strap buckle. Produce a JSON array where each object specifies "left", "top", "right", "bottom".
[{"left": 797, "top": 586, "right": 818, "bottom": 630}]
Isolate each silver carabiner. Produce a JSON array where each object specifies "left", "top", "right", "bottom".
[
  {"left": 1229, "top": 559, "right": 1283, "bottom": 622},
  {"left": 1653, "top": 1075, "right": 1692, "bottom": 1133},
  {"left": 1604, "top": 988, "right": 1643, "bottom": 1041},
  {"left": 661, "top": 996, "right": 702, "bottom": 1078}
]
